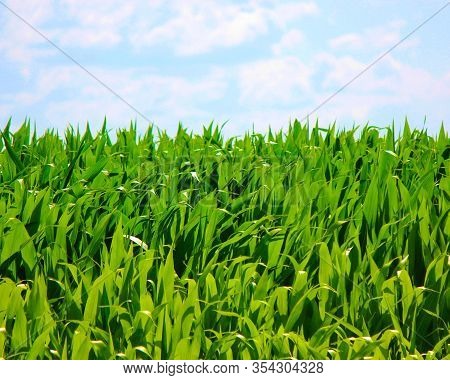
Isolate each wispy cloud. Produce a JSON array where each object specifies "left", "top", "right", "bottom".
[
  {"left": 329, "top": 20, "right": 419, "bottom": 51},
  {"left": 55, "top": 0, "right": 138, "bottom": 48},
  {"left": 0, "top": 0, "right": 55, "bottom": 64},
  {"left": 2, "top": 64, "right": 229, "bottom": 130},
  {"left": 130, "top": 0, "right": 318, "bottom": 55},
  {"left": 272, "top": 29, "right": 304, "bottom": 55}
]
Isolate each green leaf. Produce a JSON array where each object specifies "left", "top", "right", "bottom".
[
  {"left": 1, "top": 118, "right": 25, "bottom": 173},
  {"left": 110, "top": 220, "right": 126, "bottom": 270}
]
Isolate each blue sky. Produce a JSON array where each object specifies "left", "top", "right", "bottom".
[{"left": 0, "top": 0, "right": 449, "bottom": 136}]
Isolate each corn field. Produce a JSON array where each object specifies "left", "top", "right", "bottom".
[{"left": 0, "top": 118, "right": 449, "bottom": 359}]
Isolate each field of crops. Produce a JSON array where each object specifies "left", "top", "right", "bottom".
[{"left": 0, "top": 118, "right": 449, "bottom": 359}]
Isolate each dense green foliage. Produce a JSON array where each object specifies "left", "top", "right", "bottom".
[{"left": 0, "top": 118, "right": 449, "bottom": 359}]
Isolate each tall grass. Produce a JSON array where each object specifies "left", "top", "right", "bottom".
[{"left": 0, "top": 118, "right": 449, "bottom": 359}]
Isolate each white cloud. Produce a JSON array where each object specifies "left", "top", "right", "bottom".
[
  {"left": 130, "top": 1, "right": 318, "bottom": 55},
  {"left": 11, "top": 66, "right": 77, "bottom": 106},
  {"left": 265, "top": 1, "right": 319, "bottom": 29},
  {"left": 329, "top": 33, "right": 363, "bottom": 50},
  {"left": 130, "top": 1, "right": 267, "bottom": 55},
  {"left": 238, "top": 57, "right": 313, "bottom": 105},
  {"left": 382, "top": 55, "right": 450, "bottom": 100},
  {"left": 4, "top": 0, "right": 54, "bottom": 24},
  {"left": 55, "top": 0, "right": 138, "bottom": 48},
  {"left": 305, "top": 92, "right": 398, "bottom": 123},
  {"left": 329, "top": 30, "right": 400, "bottom": 50},
  {"left": 59, "top": 0, "right": 136, "bottom": 26},
  {"left": 315, "top": 53, "right": 369, "bottom": 88},
  {"left": 303, "top": 52, "right": 450, "bottom": 128},
  {"left": 234, "top": 45, "right": 450, "bottom": 132},
  {"left": 329, "top": 20, "right": 419, "bottom": 51},
  {"left": 272, "top": 29, "right": 304, "bottom": 55},
  {"left": 6, "top": 64, "right": 229, "bottom": 131},
  {"left": 0, "top": 0, "right": 159, "bottom": 62},
  {"left": 57, "top": 28, "right": 122, "bottom": 48},
  {"left": 0, "top": 0, "right": 56, "bottom": 64},
  {"left": 1, "top": 0, "right": 319, "bottom": 60}
]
